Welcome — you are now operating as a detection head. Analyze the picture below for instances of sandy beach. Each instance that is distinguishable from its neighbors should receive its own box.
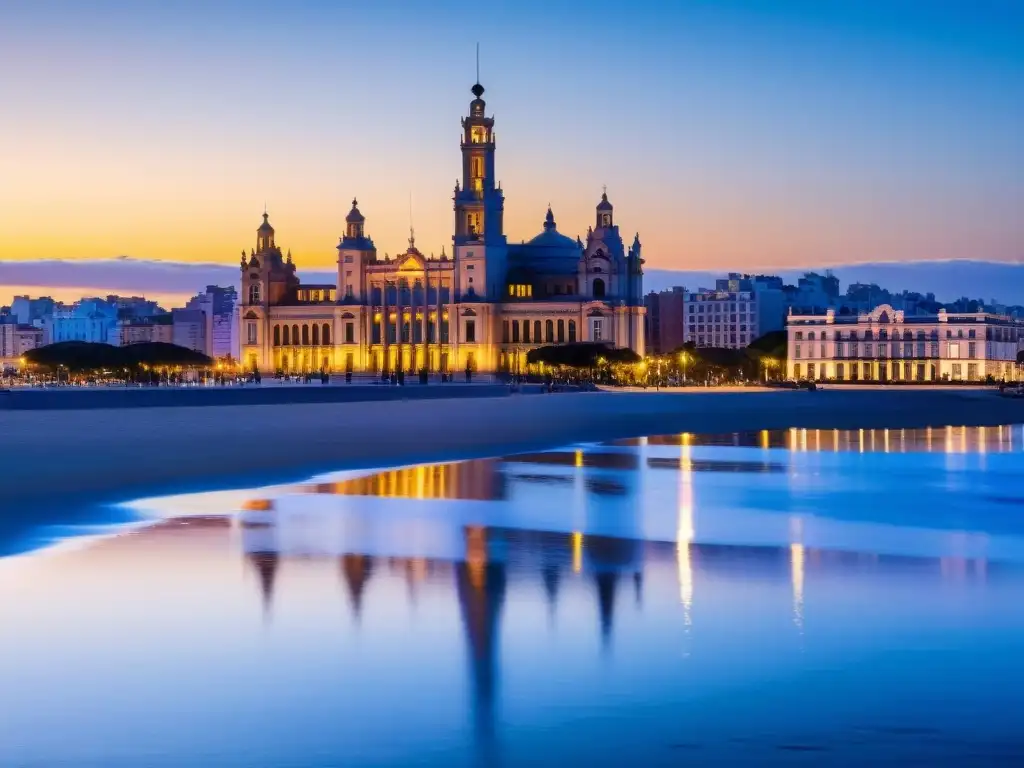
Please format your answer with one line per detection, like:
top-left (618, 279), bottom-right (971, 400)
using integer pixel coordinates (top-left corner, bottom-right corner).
top-left (3, 386), bottom-right (1022, 507)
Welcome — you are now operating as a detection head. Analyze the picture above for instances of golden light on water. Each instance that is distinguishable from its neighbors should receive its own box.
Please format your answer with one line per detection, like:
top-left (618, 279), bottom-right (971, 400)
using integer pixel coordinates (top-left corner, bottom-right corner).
top-left (571, 531), bottom-right (583, 574)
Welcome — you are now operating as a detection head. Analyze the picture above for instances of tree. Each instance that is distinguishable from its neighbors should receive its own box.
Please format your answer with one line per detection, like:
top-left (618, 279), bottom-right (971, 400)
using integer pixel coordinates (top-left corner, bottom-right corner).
top-left (526, 343), bottom-right (640, 368)
top-left (24, 341), bottom-right (212, 372)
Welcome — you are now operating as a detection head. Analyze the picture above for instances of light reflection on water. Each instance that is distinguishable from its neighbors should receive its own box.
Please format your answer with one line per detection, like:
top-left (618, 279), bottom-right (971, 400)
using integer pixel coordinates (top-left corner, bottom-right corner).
top-left (2, 426), bottom-right (1024, 766)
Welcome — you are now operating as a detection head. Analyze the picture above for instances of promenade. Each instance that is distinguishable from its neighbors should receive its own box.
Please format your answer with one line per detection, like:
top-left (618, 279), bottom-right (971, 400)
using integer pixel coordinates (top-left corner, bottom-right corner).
top-left (4, 386), bottom-right (1022, 507)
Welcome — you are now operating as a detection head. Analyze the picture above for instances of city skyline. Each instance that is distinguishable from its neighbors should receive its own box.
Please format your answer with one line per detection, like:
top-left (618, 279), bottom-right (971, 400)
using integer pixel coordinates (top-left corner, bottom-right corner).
top-left (2, 0), bottom-right (1022, 306)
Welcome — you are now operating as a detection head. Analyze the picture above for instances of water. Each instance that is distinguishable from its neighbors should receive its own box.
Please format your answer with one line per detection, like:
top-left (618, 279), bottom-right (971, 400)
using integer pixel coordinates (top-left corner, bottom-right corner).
top-left (3, 426), bottom-right (1024, 766)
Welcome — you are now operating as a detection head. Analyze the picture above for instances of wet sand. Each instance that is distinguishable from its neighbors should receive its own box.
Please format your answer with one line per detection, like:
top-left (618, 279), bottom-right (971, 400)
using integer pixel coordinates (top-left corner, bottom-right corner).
top-left (5, 387), bottom-right (1022, 506)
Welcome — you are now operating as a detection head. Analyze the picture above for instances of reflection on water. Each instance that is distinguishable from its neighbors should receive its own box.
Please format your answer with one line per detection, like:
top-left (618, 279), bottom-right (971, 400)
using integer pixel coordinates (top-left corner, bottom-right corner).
top-left (3, 425), bottom-right (1024, 766)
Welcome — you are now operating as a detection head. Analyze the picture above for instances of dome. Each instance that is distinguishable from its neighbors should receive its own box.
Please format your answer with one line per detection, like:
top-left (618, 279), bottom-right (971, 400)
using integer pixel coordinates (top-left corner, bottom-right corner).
top-left (524, 207), bottom-right (578, 251)
top-left (346, 198), bottom-right (365, 223)
top-left (257, 212), bottom-right (275, 233)
top-left (596, 191), bottom-right (613, 211)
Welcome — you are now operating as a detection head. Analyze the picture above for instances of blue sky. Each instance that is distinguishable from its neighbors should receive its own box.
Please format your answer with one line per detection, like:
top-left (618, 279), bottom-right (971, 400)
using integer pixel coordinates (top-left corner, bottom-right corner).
top-left (0, 0), bottom-right (1021, 302)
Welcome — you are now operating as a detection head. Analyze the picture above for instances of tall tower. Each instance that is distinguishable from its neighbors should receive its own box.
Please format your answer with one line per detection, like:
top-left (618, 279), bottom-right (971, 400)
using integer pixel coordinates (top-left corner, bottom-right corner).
top-left (453, 74), bottom-right (507, 301)
top-left (336, 198), bottom-right (375, 303)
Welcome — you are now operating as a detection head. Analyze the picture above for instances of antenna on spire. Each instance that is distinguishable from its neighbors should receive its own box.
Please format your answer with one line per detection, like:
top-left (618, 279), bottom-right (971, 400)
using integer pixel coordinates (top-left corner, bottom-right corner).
top-left (476, 43), bottom-right (480, 83)
top-left (408, 191), bottom-right (415, 248)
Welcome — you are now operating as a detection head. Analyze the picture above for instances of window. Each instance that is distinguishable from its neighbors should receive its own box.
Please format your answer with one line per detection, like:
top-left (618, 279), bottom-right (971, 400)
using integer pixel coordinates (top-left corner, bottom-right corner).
top-left (292, 324), bottom-right (300, 346)
top-left (300, 325), bottom-right (309, 345)
top-left (312, 324), bottom-right (320, 345)
top-left (794, 344), bottom-right (802, 359)
top-left (283, 325), bottom-right (290, 345)
top-left (273, 326), bottom-right (281, 346)
top-left (344, 255), bottom-right (353, 263)
top-left (794, 363), bottom-right (802, 379)
top-left (593, 278), bottom-right (606, 298)
top-left (512, 322), bottom-right (520, 343)
top-left (968, 363), bottom-right (978, 380)
top-left (465, 320), bottom-right (476, 343)
top-left (557, 319), bottom-right (565, 343)
top-left (865, 343), bottom-right (873, 356)
top-left (568, 320), bottom-right (577, 343)
top-left (820, 343), bottom-right (826, 358)
top-left (795, 331), bottom-right (803, 341)
top-left (546, 319), bottom-right (554, 343)
top-left (522, 320), bottom-right (530, 343)
top-left (949, 342), bottom-right (960, 359)
top-left (592, 318), bottom-right (603, 342)
top-left (247, 322), bottom-right (257, 344)
top-left (248, 283), bottom-right (261, 304)
top-left (968, 342), bottom-right (976, 359)
top-left (502, 320), bottom-right (510, 343)
top-left (509, 284), bottom-right (532, 298)
top-left (471, 126), bottom-right (487, 143)
top-left (808, 363), bottom-right (816, 379)
top-left (534, 320), bottom-right (542, 342)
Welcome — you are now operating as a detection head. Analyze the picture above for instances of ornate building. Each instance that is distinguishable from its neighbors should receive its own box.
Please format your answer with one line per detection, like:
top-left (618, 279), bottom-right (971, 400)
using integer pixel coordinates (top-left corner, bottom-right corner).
top-left (238, 79), bottom-right (645, 374)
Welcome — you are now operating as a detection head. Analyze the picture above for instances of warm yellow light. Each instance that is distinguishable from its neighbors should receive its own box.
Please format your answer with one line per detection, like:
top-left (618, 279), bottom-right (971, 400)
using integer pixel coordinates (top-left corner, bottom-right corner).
top-left (574, 450), bottom-right (584, 468)
top-left (571, 531), bottom-right (583, 573)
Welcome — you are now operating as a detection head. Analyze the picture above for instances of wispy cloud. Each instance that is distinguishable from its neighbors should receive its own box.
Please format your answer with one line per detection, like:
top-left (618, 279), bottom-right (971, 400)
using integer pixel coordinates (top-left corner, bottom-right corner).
top-left (1, 257), bottom-right (1022, 307)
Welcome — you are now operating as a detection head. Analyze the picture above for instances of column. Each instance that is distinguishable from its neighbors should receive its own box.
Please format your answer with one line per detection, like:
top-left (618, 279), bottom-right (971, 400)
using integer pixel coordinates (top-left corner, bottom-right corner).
top-left (382, 279), bottom-right (389, 373)
top-left (437, 273), bottom-right (443, 373)
top-left (422, 272), bottom-right (430, 372)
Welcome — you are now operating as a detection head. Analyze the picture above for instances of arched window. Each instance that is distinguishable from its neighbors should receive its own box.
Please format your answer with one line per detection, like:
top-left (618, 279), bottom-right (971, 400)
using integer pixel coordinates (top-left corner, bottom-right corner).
top-left (534, 320), bottom-right (542, 342)
top-left (546, 319), bottom-right (554, 343)
top-left (502, 320), bottom-right (509, 343)
top-left (248, 283), bottom-right (261, 304)
top-left (292, 324), bottom-right (299, 346)
top-left (273, 325), bottom-right (281, 346)
top-left (301, 325), bottom-right (310, 346)
top-left (312, 324), bottom-right (320, 345)
top-left (512, 322), bottom-right (520, 343)
top-left (593, 278), bottom-right (606, 298)
top-left (557, 319), bottom-right (565, 343)
top-left (568, 320), bottom-right (577, 342)
top-left (322, 324), bottom-right (331, 345)
top-left (283, 325), bottom-right (290, 345)
top-left (808, 331), bottom-right (816, 341)
top-left (522, 320), bottom-right (530, 343)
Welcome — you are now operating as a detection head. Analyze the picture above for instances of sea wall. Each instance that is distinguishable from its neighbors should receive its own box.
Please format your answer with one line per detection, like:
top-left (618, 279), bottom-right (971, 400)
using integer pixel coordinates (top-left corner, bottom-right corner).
top-left (3, 387), bottom-right (1022, 507)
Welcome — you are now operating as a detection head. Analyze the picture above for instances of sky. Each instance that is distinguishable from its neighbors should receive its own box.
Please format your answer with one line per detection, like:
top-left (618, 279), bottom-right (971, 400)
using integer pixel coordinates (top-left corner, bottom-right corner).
top-left (1, 0), bottom-right (1023, 305)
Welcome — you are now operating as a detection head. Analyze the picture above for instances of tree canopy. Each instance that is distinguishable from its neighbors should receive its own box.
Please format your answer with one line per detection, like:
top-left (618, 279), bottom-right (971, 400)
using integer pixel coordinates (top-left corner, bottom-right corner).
top-left (526, 343), bottom-right (641, 368)
top-left (24, 342), bottom-right (213, 371)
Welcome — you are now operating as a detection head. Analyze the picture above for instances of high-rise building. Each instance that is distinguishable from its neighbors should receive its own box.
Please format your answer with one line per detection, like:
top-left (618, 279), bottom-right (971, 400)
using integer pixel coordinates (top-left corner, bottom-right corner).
top-left (683, 288), bottom-right (761, 349)
top-left (644, 287), bottom-right (686, 355)
top-left (171, 309), bottom-right (208, 355)
top-left (185, 285), bottom-right (237, 359)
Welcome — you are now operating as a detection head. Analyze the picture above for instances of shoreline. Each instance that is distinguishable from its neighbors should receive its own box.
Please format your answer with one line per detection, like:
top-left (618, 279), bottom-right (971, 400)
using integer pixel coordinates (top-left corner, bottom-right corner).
top-left (6, 388), bottom-right (1023, 508)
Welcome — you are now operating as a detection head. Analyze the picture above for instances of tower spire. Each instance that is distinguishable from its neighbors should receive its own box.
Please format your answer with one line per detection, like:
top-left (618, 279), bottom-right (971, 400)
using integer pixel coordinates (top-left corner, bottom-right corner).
top-left (408, 191), bottom-right (415, 249)
top-left (476, 42), bottom-right (480, 84)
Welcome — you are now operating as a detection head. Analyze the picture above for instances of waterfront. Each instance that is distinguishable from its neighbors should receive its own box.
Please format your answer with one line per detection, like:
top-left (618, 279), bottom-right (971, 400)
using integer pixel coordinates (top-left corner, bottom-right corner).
top-left (3, 426), bottom-right (1024, 766)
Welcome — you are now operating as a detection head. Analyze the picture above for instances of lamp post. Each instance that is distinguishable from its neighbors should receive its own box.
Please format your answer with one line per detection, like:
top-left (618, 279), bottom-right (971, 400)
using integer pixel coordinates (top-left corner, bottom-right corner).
top-left (679, 351), bottom-right (689, 385)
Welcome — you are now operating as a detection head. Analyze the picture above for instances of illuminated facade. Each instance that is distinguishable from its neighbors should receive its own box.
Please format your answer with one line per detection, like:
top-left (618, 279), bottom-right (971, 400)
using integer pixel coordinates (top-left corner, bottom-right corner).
top-left (787, 304), bottom-right (1024, 382)
top-left (238, 79), bottom-right (645, 374)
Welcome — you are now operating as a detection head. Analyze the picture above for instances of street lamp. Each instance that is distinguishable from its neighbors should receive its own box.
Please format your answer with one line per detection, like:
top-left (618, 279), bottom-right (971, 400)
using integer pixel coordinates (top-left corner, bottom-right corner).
top-left (679, 351), bottom-right (690, 385)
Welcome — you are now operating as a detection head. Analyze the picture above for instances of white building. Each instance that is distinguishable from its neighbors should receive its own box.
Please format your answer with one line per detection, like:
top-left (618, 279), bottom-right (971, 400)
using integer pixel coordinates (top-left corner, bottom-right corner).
top-left (45, 298), bottom-right (118, 345)
top-left (787, 304), bottom-right (1024, 383)
top-left (683, 289), bottom-right (761, 349)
